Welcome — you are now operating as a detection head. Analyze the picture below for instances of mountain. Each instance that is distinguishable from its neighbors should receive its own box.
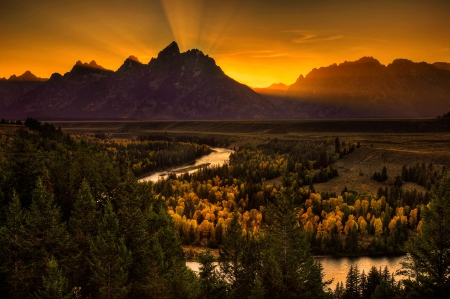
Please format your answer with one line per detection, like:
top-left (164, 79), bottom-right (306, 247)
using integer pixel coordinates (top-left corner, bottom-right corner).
top-left (433, 62), bottom-right (450, 72)
top-left (252, 83), bottom-right (290, 105)
top-left (0, 71), bottom-right (47, 110)
top-left (3, 49), bottom-right (450, 119)
top-left (8, 70), bottom-right (47, 82)
top-left (284, 57), bottom-right (450, 118)
top-left (5, 42), bottom-right (280, 120)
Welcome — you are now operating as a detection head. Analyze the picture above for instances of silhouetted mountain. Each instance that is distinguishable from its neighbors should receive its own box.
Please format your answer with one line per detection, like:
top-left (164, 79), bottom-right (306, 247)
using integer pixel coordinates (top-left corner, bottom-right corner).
top-left (0, 71), bottom-right (47, 109)
top-left (252, 83), bottom-right (290, 105)
top-left (284, 57), bottom-right (450, 117)
top-left (8, 70), bottom-right (47, 82)
top-left (5, 42), bottom-right (279, 119)
top-left (433, 62), bottom-right (450, 72)
top-left (3, 50), bottom-right (450, 119)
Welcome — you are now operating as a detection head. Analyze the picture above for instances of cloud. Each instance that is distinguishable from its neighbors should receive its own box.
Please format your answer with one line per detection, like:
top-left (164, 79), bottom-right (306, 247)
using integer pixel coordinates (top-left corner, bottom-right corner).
top-left (292, 34), bottom-right (344, 43)
top-left (249, 50), bottom-right (288, 58)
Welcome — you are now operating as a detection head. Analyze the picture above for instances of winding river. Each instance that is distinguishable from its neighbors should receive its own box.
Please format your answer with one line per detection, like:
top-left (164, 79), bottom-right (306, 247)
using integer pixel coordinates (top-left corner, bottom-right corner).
top-left (187, 255), bottom-right (406, 289)
top-left (139, 147), bottom-right (234, 183)
top-left (139, 147), bottom-right (406, 288)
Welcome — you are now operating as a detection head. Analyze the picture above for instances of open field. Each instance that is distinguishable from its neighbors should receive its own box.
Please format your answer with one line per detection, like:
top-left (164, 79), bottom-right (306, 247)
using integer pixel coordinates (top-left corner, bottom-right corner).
top-left (50, 119), bottom-right (450, 195)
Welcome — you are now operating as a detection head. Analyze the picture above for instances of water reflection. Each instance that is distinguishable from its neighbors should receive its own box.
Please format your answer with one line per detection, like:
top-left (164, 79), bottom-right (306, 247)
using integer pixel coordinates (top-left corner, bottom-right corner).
top-left (187, 255), bottom-right (406, 289)
top-left (139, 147), bottom-right (234, 183)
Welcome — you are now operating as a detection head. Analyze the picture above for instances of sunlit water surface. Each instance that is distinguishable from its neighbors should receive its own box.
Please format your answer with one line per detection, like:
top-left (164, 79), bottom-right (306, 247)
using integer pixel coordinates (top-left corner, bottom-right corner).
top-left (187, 255), bottom-right (406, 289)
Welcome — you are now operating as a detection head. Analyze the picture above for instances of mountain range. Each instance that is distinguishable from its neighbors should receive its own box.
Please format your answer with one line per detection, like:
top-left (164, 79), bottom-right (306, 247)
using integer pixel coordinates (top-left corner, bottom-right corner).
top-left (1, 42), bottom-right (450, 119)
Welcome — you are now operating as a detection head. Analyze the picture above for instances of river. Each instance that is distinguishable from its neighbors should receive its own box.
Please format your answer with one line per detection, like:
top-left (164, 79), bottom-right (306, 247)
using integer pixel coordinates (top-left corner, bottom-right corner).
top-left (139, 147), bottom-right (234, 183)
top-left (186, 255), bottom-right (406, 289)
top-left (139, 147), bottom-right (406, 288)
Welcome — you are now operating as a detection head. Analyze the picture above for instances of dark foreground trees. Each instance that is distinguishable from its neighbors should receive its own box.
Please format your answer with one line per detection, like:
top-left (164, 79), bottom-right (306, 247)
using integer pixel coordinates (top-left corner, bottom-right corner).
top-left (262, 189), bottom-right (330, 299)
top-left (400, 174), bottom-right (450, 298)
top-left (200, 189), bottom-right (331, 299)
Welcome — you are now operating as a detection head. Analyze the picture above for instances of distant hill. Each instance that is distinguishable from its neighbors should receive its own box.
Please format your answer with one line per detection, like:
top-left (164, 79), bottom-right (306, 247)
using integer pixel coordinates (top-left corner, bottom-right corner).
top-left (281, 57), bottom-right (450, 118)
top-left (4, 42), bottom-right (280, 120)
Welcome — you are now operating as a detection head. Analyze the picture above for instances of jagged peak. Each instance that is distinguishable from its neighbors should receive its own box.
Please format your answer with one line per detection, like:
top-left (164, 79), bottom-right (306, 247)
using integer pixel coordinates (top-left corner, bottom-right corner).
top-left (338, 56), bottom-right (382, 67)
top-left (117, 56), bottom-right (144, 73)
top-left (7, 70), bottom-right (46, 81)
top-left (128, 55), bottom-right (141, 63)
top-left (157, 41), bottom-right (180, 60)
top-left (74, 60), bottom-right (109, 71)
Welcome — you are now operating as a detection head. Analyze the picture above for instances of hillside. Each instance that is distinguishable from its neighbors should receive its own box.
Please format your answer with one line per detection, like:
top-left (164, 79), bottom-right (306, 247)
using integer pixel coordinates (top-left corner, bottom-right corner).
top-left (282, 57), bottom-right (450, 118)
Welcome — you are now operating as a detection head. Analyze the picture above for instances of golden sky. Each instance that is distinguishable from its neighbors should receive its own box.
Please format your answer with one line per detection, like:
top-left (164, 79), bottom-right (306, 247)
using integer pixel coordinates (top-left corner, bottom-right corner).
top-left (1, 0), bottom-right (449, 87)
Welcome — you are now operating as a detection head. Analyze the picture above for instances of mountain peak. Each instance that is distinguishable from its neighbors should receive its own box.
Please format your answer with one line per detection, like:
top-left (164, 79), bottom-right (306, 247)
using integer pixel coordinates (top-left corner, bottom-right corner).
top-left (157, 41), bottom-right (180, 60)
top-left (266, 83), bottom-right (289, 91)
top-left (7, 70), bottom-right (46, 81)
top-left (74, 60), bottom-right (108, 71)
top-left (128, 55), bottom-right (140, 63)
top-left (117, 55), bottom-right (144, 73)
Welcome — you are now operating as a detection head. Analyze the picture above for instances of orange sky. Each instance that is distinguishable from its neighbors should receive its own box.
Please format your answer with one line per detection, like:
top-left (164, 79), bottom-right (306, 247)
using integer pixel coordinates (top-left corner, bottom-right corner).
top-left (1, 0), bottom-right (449, 87)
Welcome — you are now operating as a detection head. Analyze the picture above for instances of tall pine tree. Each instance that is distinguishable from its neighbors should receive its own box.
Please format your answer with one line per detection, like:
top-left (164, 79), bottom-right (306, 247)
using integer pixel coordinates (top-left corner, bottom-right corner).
top-left (262, 189), bottom-right (330, 299)
top-left (401, 174), bottom-right (450, 298)
top-left (90, 199), bottom-right (131, 299)
top-left (67, 179), bottom-right (98, 297)
top-left (25, 178), bottom-right (69, 295)
top-left (0, 192), bottom-right (31, 298)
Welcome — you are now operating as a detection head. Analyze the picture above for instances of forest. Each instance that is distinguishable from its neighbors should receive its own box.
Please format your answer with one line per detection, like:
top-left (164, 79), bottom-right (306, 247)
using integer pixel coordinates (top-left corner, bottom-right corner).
top-left (0, 119), bottom-right (448, 299)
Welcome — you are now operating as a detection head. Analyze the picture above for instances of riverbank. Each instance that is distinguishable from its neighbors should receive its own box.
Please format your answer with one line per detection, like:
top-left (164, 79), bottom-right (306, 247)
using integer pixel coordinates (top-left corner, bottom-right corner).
top-left (139, 147), bottom-right (234, 183)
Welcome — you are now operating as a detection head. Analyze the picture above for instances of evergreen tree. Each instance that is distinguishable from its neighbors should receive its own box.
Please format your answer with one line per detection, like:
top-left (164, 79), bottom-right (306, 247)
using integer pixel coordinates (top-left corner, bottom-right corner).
top-left (6, 128), bottom-right (45, 206)
top-left (345, 224), bottom-right (358, 254)
top-left (116, 172), bottom-right (155, 298)
top-left (142, 197), bottom-right (199, 299)
top-left (198, 249), bottom-right (228, 299)
top-left (262, 189), bottom-right (330, 299)
top-left (67, 180), bottom-right (98, 297)
top-left (400, 174), bottom-right (450, 298)
top-left (90, 200), bottom-right (131, 299)
top-left (334, 282), bottom-right (345, 299)
top-left (35, 257), bottom-right (72, 299)
top-left (26, 179), bottom-right (69, 295)
top-left (365, 266), bottom-right (381, 298)
top-left (0, 192), bottom-right (31, 298)
top-left (218, 212), bottom-right (245, 298)
top-left (343, 264), bottom-right (360, 299)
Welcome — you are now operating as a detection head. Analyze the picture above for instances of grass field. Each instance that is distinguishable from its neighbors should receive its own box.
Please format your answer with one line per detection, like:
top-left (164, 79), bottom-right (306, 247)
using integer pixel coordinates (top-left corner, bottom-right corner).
top-left (49, 119), bottom-right (450, 195)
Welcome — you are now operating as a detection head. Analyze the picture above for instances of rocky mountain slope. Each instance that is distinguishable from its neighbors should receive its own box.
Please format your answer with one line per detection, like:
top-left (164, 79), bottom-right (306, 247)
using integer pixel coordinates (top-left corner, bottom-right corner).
top-left (0, 71), bottom-right (47, 110)
top-left (2, 48), bottom-right (450, 119)
top-left (4, 42), bottom-right (280, 120)
top-left (282, 57), bottom-right (450, 118)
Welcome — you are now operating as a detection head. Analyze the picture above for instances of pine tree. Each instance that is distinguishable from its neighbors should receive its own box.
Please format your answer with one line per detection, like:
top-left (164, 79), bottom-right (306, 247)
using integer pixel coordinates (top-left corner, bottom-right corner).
top-left (400, 174), bottom-right (450, 298)
top-left (365, 266), bottom-right (381, 298)
top-left (343, 264), bottom-right (360, 299)
top-left (0, 192), bottom-right (31, 298)
top-left (334, 282), bottom-right (345, 299)
top-left (90, 199), bottom-right (131, 299)
top-left (26, 178), bottom-right (69, 295)
top-left (262, 189), bottom-right (330, 299)
top-left (116, 172), bottom-right (155, 298)
top-left (218, 212), bottom-right (244, 297)
top-left (67, 180), bottom-right (98, 297)
top-left (198, 249), bottom-right (228, 299)
top-left (141, 196), bottom-right (199, 299)
top-left (35, 257), bottom-right (72, 299)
